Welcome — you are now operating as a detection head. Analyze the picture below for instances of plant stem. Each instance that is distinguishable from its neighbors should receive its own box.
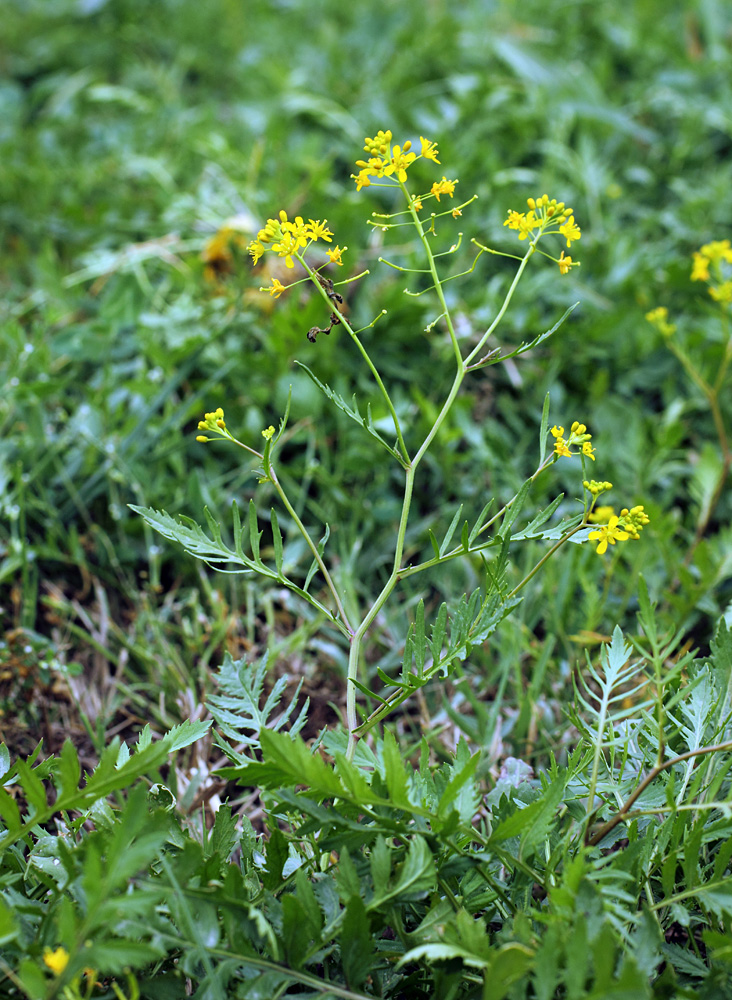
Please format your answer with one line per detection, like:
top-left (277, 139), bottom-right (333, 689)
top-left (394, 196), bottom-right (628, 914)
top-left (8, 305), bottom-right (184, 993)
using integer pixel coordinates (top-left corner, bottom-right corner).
top-left (299, 254), bottom-right (410, 465)
top-left (268, 467), bottom-right (353, 634)
top-left (587, 738), bottom-right (732, 846)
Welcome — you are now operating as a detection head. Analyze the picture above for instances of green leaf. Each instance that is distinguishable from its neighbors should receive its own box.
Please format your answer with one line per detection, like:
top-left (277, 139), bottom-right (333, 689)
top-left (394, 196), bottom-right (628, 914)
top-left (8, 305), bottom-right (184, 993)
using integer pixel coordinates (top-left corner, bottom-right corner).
top-left (270, 508), bottom-right (283, 573)
top-left (440, 504), bottom-right (464, 556)
top-left (339, 894), bottom-right (373, 990)
top-left (499, 480), bottom-right (531, 539)
top-left (58, 740), bottom-right (81, 796)
top-left (130, 504), bottom-right (265, 575)
top-left (490, 772), bottom-right (568, 856)
top-left (414, 600), bottom-right (426, 675)
top-left (371, 835), bottom-right (436, 908)
top-left (295, 361), bottom-right (402, 462)
top-left (539, 392), bottom-right (551, 466)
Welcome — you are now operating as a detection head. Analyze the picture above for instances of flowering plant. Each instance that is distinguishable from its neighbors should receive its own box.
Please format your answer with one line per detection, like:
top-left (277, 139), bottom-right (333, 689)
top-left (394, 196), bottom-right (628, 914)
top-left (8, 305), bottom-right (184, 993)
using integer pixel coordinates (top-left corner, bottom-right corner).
top-left (135, 132), bottom-right (649, 757)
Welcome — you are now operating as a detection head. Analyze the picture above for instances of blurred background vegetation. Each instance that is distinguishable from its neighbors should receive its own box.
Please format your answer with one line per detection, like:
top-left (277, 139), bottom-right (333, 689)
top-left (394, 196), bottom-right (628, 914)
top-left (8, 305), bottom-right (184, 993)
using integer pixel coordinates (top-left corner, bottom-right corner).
top-left (1, 0), bottom-right (731, 764)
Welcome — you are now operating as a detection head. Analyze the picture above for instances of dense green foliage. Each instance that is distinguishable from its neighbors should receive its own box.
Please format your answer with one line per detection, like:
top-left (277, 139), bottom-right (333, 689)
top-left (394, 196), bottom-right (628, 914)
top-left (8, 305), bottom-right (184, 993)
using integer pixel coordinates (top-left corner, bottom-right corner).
top-left (2, 0), bottom-right (732, 997)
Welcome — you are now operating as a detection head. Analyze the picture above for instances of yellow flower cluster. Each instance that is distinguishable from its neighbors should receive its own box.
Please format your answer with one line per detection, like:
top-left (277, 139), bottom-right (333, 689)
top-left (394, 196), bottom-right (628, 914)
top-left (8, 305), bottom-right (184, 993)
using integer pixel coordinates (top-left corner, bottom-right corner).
top-left (691, 239), bottom-right (732, 305)
top-left (551, 421), bottom-right (595, 461)
top-left (583, 479), bottom-right (613, 496)
top-left (588, 505), bottom-right (649, 555)
top-left (248, 211), bottom-right (334, 270)
top-left (645, 306), bottom-right (676, 337)
top-left (352, 131), bottom-right (446, 192)
top-left (504, 194), bottom-right (581, 274)
top-left (196, 406), bottom-right (228, 442)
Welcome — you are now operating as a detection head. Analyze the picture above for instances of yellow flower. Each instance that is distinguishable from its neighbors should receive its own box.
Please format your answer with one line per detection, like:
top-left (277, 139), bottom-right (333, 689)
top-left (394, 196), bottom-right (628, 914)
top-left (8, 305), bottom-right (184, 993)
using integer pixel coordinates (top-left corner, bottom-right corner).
top-left (588, 505), bottom-right (615, 523)
top-left (43, 947), bottom-right (70, 976)
top-left (304, 219), bottom-right (334, 243)
top-left (420, 136), bottom-right (440, 162)
top-left (691, 251), bottom-right (710, 282)
top-left (431, 177), bottom-right (457, 201)
top-left (699, 239), bottom-right (732, 265)
top-left (551, 421), bottom-right (595, 460)
top-left (390, 144), bottom-right (417, 182)
top-left (645, 306), bottom-right (676, 337)
top-left (412, 198), bottom-right (423, 211)
top-left (559, 215), bottom-right (581, 247)
top-left (248, 240), bottom-right (265, 265)
top-left (451, 208), bottom-right (462, 218)
top-left (551, 425), bottom-right (571, 458)
top-left (353, 168), bottom-right (372, 191)
top-left (197, 407), bottom-right (228, 440)
top-left (326, 245), bottom-right (346, 265)
top-left (262, 425), bottom-right (275, 440)
top-left (272, 233), bottom-right (300, 268)
top-left (709, 281), bottom-right (732, 304)
top-left (558, 251), bottom-right (579, 275)
top-left (268, 278), bottom-right (285, 298)
top-left (589, 516), bottom-right (629, 555)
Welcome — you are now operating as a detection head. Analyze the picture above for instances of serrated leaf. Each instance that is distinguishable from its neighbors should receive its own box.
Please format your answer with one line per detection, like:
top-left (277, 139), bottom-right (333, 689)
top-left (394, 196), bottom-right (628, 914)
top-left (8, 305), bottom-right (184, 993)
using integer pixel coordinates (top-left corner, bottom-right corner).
top-left (295, 362), bottom-right (402, 462)
top-left (340, 894), bottom-right (373, 989)
top-left (58, 740), bottom-right (80, 797)
top-left (130, 504), bottom-right (259, 573)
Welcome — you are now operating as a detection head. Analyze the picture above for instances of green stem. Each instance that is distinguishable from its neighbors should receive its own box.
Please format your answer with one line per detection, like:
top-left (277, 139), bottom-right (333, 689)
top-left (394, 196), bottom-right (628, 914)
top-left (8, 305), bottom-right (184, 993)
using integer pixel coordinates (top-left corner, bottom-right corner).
top-left (465, 242), bottom-right (537, 366)
top-left (343, 216), bottom-right (541, 754)
top-left (268, 465), bottom-right (353, 635)
top-left (299, 254), bottom-right (410, 465)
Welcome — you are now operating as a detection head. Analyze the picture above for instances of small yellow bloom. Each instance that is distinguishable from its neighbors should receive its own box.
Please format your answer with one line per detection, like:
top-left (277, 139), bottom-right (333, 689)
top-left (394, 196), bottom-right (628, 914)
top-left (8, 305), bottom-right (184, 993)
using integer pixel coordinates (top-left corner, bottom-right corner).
top-left (431, 176), bottom-right (457, 201)
top-left (412, 198), bottom-right (423, 211)
top-left (552, 421), bottom-right (595, 460)
top-left (589, 516), bottom-right (629, 555)
top-left (43, 947), bottom-right (70, 976)
top-left (390, 145), bottom-right (417, 182)
top-left (691, 251), bottom-right (710, 282)
top-left (645, 306), bottom-right (676, 337)
top-left (709, 281), bottom-right (732, 304)
top-left (588, 505), bottom-right (615, 523)
top-left (353, 168), bottom-right (372, 191)
top-left (558, 251), bottom-right (579, 275)
top-left (699, 239), bottom-right (732, 265)
top-left (326, 245), bottom-right (346, 266)
top-left (559, 215), bottom-right (581, 247)
top-left (262, 425), bottom-right (275, 440)
top-left (248, 240), bottom-right (265, 265)
top-left (304, 219), bottom-right (334, 243)
top-left (268, 278), bottom-right (285, 298)
top-left (420, 136), bottom-right (440, 163)
top-left (451, 208), bottom-right (462, 218)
